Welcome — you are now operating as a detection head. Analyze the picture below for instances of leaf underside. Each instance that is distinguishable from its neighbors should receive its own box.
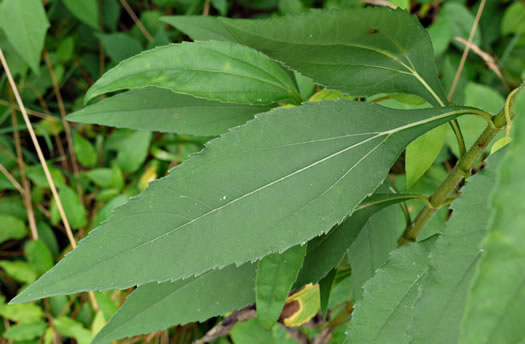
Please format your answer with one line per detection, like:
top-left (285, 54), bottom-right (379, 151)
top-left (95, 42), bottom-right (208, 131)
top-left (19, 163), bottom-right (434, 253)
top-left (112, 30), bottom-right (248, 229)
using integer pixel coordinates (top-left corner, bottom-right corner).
top-left (12, 101), bottom-right (464, 304)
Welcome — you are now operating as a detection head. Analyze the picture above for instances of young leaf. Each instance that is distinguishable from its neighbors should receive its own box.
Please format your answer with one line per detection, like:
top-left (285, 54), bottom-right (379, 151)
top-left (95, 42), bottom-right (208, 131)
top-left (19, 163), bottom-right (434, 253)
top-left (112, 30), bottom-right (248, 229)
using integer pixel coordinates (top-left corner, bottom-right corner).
top-left (164, 8), bottom-right (447, 106)
top-left (0, 215), bottom-right (27, 244)
top-left (68, 88), bottom-right (272, 136)
top-left (84, 41), bottom-right (302, 105)
top-left (93, 263), bottom-right (256, 344)
top-left (459, 92), bottom-right (525, 344)
top-left (405, 124), bottom-right (447, 189)
top-left (12, 101), bottom-right (466, 303)
top-left (408, 152), bottom-right (503, 344)
top-left (256, 244), bottom-right (306, 329)
top-left (0, 0), bottom-right (49, 72)
top-left (345, 238), bottom-right (436, 344)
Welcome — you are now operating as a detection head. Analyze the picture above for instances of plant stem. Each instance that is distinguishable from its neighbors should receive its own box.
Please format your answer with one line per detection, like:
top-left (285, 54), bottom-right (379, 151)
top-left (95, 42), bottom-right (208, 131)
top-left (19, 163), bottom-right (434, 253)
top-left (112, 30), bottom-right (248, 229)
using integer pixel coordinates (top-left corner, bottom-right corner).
top-left (399, 91), bottom-right (519, 245)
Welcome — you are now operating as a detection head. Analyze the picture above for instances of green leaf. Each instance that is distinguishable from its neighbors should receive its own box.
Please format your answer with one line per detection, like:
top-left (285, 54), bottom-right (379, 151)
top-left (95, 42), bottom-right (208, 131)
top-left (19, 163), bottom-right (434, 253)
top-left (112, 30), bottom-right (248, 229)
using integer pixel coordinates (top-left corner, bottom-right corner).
top-left (2, 321), bottom-right (47, 341)
top-left (24, 239), bottom-right (54, 276)
top-left (105, 129), bottom-right (152, 173)
top-left (345, 238), bottom-right (436, 344)
top-left (73, 133), bottom-right (98, 168)
top-left (459, 90), bottom-right (525, 344)
top-left (442, 3), bottom-right (482, 49)
top-left (95, 33), bottom-right (143, 63)
top-left (93, 263), bottom-right (256, 343)
top-left (63, 0), bottom-right (99, 29)
top-left (408, 152), bottom-right (503, 344)
top-left (319, 268), bottom-right (336, 319)
top-left (68, 88), bottom-right (272, 136)
top-left (26, 164), bottom-right (66, 189)
top-left (0, 303), bottom-right (43, 323)
top-left (501, 1), bottom-right (525, 35)
top-left (347, 199), bottom-right (405, 300)
top-left (85, 41), bottom-right (302, 105)
top-left (54, 316), bottom-right (93, 344)
top-left (256, 245), bottom-right (306, 329)
top-left (92, 195), bottom-right (128, 229)
top-left (0, 261), bottom-right (37, 284)
top-left (406, 124), bottom-right (447, 189)
top-left (50, 186), bottom-right (87, 230)
top-left (165, 8), bottom-right (447, 106)
top-left (12, 101), bottom-right (465, 303)
top-left (0, 215), bottom-right (27, 244)
top-left (0, 0), bottom-right (49, 72)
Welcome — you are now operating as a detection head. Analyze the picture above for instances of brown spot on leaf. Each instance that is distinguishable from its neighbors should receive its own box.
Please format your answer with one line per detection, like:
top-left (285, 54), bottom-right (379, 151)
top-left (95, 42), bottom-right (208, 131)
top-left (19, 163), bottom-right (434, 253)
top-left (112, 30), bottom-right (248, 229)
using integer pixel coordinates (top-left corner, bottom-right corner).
top-left (368, 29), bottom-right (379, 34)
top-left (279, 300), bottom-right (301, 321)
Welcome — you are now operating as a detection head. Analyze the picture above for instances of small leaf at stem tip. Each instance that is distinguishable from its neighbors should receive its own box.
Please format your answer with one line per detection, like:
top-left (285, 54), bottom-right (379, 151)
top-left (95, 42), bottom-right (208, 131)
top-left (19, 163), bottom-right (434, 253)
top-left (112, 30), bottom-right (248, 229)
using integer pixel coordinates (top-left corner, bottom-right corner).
top-left (490, 136), bottom-right (512, 155)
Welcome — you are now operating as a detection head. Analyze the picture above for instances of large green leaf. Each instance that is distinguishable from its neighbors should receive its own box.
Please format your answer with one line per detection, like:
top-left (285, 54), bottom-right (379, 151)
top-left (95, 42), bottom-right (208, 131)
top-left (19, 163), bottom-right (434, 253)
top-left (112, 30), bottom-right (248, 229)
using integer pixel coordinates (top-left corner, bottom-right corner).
top-left (408, 152), bottom-right (502, 344)
top-left (0, 0), bottom-right (49, 72)
top-left (459, 92), bottom-right (525, 344)
top-left (93, 263), bottom-right (256, 344)
top-left (163, 8), bottom-right (447, 107)
top-left (12, 101), bottom-right (466, 303)
top-left (85, 41), bottom-right (302, 105)
top-left (345, 238), bottom-right (436, 344)
top-left (68, 88), bottom-right (272, 136)
top-left (256, 245), bottom-right (306, 329)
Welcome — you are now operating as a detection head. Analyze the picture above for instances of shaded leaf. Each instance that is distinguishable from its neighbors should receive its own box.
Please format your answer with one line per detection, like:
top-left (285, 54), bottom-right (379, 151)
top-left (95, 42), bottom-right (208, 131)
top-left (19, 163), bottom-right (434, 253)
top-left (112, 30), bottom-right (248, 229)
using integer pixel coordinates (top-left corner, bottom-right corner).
top-left (63, 0), bottom-right (99, 29)
top-left (93, 263), bottom-right (256, 343)
top-left (85, 41), bottom-right (302, 105)
top-left (347, 199), bottom-right (405, 300)
top-left (0, 303), bottom-right (43, 323)
top-left (345, 238), bottom-right (436, 344)
top-left (96, 33), bottom-right (143, 63)
top-left (295, 192), bottom-right (410, 287)
top-left (12, 101), bottom-right (466, 303)
top-left (69, 88), bottom-right (272, 136)
top-left (319, 268), bottom-right (336, 319)
top-left (256, 245), bottom-right (306, 329)
top-left (54, 316), bottom-right (93, 344)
